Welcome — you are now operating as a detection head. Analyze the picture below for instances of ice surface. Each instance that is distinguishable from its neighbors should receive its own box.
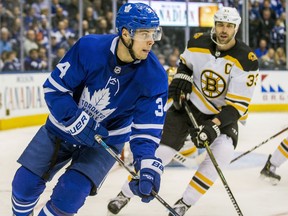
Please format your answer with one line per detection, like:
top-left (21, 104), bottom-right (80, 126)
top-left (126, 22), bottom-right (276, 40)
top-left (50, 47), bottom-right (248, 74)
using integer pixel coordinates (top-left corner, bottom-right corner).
top-left (1, 112), bottom-right (288, 216)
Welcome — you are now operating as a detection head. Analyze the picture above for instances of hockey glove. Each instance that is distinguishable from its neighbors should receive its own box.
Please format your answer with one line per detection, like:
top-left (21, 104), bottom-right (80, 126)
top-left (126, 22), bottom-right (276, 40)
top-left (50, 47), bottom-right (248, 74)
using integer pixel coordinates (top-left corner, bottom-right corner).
top-left (193, 120), bottom-right (221, 148)
top-left (129, 156), bottom-right (164, 203)
top-left (64, 109), bottom-right (108, 147)
top-left (169, 71), bottom-right (193, 110)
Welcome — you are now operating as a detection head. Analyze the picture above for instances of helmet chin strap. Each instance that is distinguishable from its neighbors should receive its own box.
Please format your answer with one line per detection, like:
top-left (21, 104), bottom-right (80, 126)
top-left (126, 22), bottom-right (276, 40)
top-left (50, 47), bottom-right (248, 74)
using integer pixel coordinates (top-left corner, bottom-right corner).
top-left (120, 37), bottom-right (138, 61)
top-left (210, 27), bottom-right (237, 48)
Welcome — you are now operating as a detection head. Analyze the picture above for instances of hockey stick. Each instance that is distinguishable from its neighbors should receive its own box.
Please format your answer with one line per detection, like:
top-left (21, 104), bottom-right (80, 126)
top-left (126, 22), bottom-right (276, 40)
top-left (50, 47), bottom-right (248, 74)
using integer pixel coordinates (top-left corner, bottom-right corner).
top-left (231, 126), bottom-right (288, 163)
top-left (182, 100), bottom-right (243, 216)
top-left (94, 135), bottom-right (180, 216)
top-left (173, 151), bottom-right (206, 169)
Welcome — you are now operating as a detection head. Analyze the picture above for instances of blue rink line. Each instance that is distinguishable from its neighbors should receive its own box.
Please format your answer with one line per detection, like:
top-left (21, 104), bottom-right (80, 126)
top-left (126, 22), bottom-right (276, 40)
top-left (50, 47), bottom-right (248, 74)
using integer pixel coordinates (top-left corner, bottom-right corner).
top-left (167, 151), bottom-right (268, 170)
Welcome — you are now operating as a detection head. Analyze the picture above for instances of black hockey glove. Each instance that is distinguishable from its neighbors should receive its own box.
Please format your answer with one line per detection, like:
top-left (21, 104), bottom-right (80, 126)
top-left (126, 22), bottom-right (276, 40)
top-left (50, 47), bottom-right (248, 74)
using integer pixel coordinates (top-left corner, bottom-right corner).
top-left (191, 120), bottom-right (221, 148)
top-left (169, 71), bottom-right (193, 110)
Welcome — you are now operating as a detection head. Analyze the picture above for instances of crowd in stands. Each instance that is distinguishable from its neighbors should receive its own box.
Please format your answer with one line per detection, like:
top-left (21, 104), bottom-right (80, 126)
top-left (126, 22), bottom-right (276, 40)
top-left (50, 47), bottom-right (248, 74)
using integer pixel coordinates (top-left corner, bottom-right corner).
top-left (249, 0), bottom-right (287, 70)
top-left (0, 0), bottom-right (287, 72)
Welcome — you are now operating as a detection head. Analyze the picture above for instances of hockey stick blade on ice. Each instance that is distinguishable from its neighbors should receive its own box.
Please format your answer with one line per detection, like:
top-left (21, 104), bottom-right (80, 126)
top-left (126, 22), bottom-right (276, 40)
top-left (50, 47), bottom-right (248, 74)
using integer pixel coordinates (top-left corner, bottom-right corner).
top-left (231, 126), bottom-right (288, 163)
top-left (94, 135), bottom-right (180, 216)
top-left (182, 100), bottom-right (243, 216)
top-left (173, 151), bottom-right (206, 169)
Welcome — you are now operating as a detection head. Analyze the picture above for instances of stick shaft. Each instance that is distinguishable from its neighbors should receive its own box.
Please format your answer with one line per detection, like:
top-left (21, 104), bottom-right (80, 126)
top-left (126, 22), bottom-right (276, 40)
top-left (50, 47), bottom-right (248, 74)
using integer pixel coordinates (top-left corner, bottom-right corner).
top-left (94, 136), bottom-right (180, 216)
top-left (231, 126), bottom-right (288, 163)
top-left (183, 100), bottom-right (243, 216)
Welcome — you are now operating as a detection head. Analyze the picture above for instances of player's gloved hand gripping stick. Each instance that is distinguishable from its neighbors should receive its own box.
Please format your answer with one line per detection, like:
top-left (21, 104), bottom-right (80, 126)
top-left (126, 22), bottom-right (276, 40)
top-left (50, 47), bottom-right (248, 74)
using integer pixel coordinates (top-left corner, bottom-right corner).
top-left (182, 100), bottom-right (243, 216)
top-left (94, 135), bottom-right (180, 216)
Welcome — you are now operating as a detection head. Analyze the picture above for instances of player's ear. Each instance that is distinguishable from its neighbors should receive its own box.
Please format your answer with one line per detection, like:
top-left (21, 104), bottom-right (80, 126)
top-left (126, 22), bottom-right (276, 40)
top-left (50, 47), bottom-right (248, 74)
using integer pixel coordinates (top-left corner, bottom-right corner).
top-left (121, 28), bottom-right (130, 39)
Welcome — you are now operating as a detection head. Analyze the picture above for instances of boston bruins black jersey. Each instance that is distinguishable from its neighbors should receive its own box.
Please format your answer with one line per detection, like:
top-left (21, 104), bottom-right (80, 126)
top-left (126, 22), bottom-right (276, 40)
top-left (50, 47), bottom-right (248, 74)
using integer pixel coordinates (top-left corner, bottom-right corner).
top-left (181, 32), bottom-right (259, 124)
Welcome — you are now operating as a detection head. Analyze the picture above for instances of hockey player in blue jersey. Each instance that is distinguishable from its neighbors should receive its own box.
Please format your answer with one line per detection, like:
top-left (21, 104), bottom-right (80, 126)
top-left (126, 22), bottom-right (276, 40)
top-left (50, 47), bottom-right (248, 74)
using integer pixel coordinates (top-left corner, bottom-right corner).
top-left (11, 3), bottom-right (167, 216)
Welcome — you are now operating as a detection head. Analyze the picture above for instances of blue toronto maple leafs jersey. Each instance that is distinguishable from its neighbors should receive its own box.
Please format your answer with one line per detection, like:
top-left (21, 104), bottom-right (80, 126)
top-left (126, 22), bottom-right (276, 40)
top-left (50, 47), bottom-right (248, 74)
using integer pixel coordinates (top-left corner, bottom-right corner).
top-left (43, 34), bottom-right (168, 159)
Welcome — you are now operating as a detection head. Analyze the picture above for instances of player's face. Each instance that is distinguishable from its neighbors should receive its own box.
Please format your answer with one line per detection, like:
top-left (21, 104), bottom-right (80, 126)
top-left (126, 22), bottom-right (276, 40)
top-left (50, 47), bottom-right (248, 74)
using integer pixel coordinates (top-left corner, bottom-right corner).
top-left (214, 22), bottom-right (236, 45)
top-left (131, 29), bottom-right (156, 60)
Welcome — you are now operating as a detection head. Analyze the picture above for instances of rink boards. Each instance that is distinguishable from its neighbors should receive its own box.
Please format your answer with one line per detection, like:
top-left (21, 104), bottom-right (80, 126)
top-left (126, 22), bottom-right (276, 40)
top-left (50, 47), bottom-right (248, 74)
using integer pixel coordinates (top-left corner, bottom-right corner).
top-left (0, 71), bottom-right (287, 130)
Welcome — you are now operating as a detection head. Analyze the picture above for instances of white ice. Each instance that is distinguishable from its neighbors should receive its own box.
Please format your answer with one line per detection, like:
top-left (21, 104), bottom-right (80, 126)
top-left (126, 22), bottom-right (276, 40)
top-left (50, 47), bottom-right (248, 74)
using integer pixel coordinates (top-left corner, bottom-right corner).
top-left (1, 112), bottom-right (288, 216)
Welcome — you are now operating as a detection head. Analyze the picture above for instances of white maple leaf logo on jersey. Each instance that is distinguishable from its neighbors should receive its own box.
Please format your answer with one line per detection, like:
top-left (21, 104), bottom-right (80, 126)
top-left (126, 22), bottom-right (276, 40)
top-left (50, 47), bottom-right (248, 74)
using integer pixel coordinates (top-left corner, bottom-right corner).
top-left (124, 4), bottom-right (132, 13)
top-left (79, 87), bottom-right (116, 122)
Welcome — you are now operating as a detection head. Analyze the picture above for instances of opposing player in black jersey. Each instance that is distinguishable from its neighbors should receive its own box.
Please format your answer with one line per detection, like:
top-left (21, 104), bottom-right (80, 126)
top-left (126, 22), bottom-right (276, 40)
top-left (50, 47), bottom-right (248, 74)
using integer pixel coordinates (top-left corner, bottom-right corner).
top-left (108, 7), bottom-right (259, 216)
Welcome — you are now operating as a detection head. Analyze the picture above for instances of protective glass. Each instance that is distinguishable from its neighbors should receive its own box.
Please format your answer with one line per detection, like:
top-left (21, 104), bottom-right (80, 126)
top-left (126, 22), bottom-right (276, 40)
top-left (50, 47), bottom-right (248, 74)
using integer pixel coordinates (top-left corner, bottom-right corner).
top-left (131, 27), bottom-right (162, 41)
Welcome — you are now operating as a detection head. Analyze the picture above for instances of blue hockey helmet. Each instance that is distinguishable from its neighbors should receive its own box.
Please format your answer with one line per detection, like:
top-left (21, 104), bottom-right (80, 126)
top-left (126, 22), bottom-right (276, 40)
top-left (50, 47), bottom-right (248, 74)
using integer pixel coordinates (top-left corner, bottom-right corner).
top-left (116, 3), bottom-right (161, 41)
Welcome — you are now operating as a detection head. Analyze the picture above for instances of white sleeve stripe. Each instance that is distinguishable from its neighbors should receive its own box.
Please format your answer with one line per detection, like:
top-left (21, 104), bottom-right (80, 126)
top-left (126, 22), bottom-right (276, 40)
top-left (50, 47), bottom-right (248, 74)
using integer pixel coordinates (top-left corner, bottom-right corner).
top-left (132, 123), bottom-right (163, 129)
top-left (130, 134), bottom-right (160, 144)
top-left (109, 125), bottom-right (132, 136)
top-left (43, 205), bottom-right (55, 216)
top-left (43, 87), bottom-right (56, 93)
top-left (141, 159), bottom-right (163, 175)
top-left (48, 76), bottom-right (71, 93)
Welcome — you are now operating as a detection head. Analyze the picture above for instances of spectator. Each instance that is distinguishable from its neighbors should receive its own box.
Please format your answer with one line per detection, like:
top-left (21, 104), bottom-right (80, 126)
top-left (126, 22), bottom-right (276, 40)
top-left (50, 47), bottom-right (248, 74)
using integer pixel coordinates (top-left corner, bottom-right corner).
top-left (38, 16), bottom-right (50, 49)
top-left (105, 11), bottom-right (114, 33)
top-left (96, 16), bottom-right (110, 34)
top-left (10, 18), bottom-right (22, 51)
top-left (254, 38), bottom-right (268, 58)
top-left (50, 35), bottom-right (60, 55)
top-left (0, 3), bottom-right (15, 28)
top-left (259, 8), bottom-right (275, 44)
top-left (270, 18), bottom-right (286, 50)
top-left (52, 20), bottom-right (74, 45)
top-left (167, 54), bottom-right (179, 67)
top-left (65, 0), bottom-right (79, 31)
top-left (274, 47), bottom-right (286, 70)
top-left (38, 46), bottom-right (48, 69)
top-left (24, 48), bottom-right (47, 71)
top-left (2, 50), bottom-right (20, 71)
top-left (249, 1), bottom-right (261, 49)
top-left (23, 6), bottom-right (40, 30)
top-left (60, 34), bottom-right (77, 51)
top-left (52, 47), bottom-right (66, 68)
top-left (0, 50), bottom-right (8, 71)
top-left (259, 47), bottom-right (276, 69)
top-left (260, 0), bottom-right (277, 21)
top-left (31, 0), bottom-right (49, 17)
top-left (157, 53), bottom-right (169, 70)
top-left (92, 0), bottom-right (104, 19)
top-left (84, 6), bottom-right (97, 34)
top-left (51, 6), bottom-right (66, 29)
top-left (82, 20), bottom-right (91, 36)
top-left (0, 27), bottom-right (12, 55)
top-left (23, 30), bottom-right (39, 56)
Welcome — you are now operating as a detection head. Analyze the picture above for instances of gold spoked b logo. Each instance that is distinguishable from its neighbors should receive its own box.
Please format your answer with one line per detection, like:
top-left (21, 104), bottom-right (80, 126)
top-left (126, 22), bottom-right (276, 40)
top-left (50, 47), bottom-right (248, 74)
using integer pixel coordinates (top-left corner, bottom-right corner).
top-left (201, 70), bottom-right (226, 98)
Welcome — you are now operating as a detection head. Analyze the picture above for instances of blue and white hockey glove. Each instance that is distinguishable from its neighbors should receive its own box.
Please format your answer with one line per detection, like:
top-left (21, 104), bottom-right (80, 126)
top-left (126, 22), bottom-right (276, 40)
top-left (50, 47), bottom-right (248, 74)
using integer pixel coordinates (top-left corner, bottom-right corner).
top-left (129, 156), bottom-right (163, 203)
top-left (64, 109), bottom-right (108, 147)
top-left (192, 120), bottom-right (221, 148)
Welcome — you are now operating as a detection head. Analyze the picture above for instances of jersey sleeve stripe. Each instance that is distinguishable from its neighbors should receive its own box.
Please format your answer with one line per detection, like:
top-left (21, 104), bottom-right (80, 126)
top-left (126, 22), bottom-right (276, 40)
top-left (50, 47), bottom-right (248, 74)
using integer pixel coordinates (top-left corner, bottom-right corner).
top-left (187, 47), bottom-right (211, 55)
top-left (225, 100), bottom-right (247, 113)
top-left (108, 125), bottom-right (132, 136)
top-left (48, 76), bottom-right (71, 93)
top-left (223, 55), bottom-right (243, 70)
top-left (132, 123), bottom-right (163, 129)
top-left (226, 92), bottom-right (251, 104)
top-left (130, 134), bottom-right (160, 144)
top-left (43, 87), bottom-right (56, 94)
